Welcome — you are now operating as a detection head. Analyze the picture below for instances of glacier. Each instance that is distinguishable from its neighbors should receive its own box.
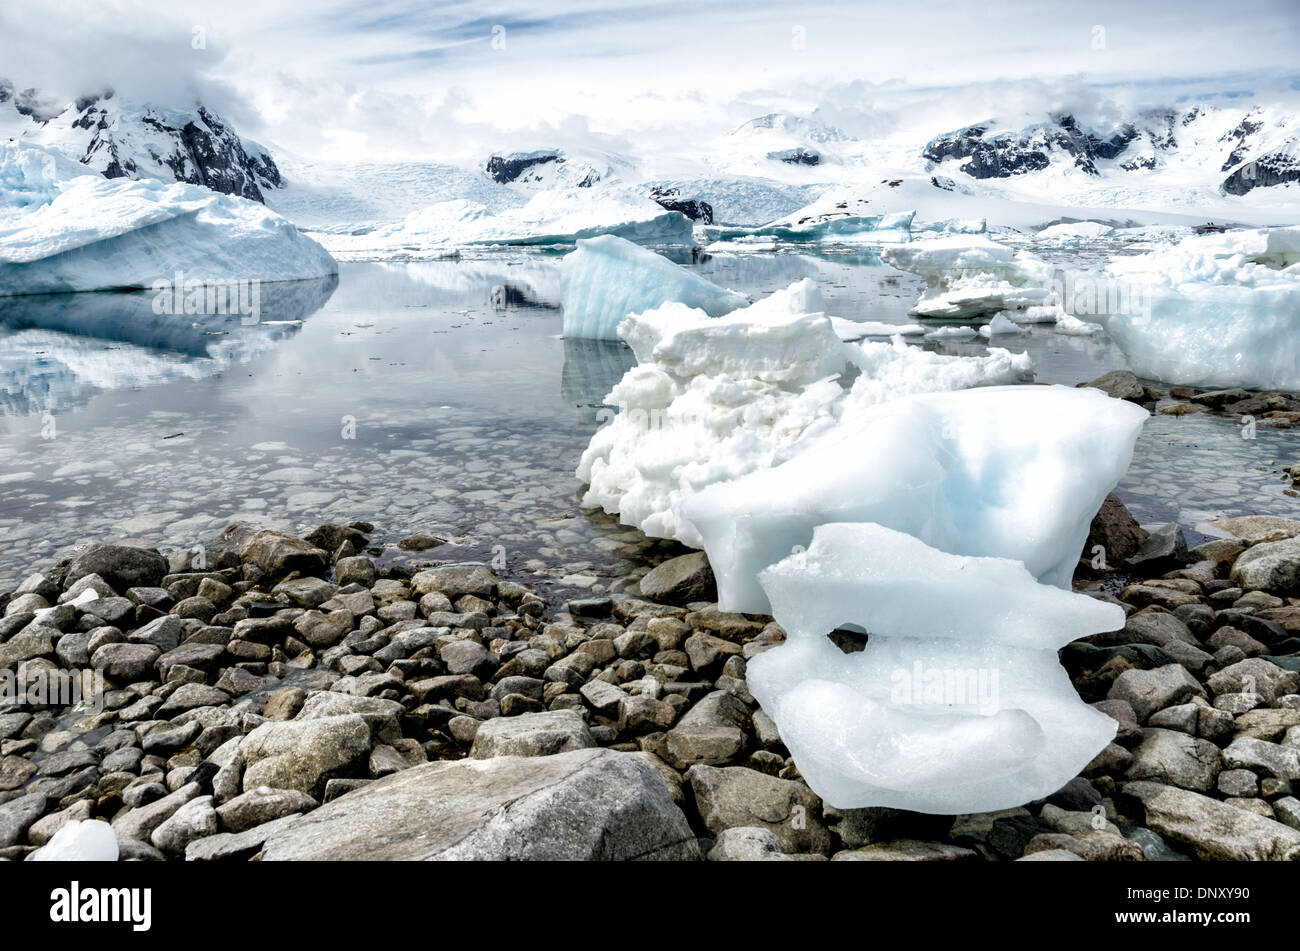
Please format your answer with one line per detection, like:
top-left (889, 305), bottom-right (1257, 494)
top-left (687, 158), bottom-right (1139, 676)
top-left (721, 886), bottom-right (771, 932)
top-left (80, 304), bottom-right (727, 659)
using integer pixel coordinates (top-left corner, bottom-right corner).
top-left (577, 280), bottom-right (1035, 547)
top-left (0, 144), bottom-right (337, 296)
top-left (748, 522), bottom-right (1125, 812)
top-left (680, 384), bottom-right (1148, 614)
top-left (1093, 225), bottom-right (1300, 391)
top-left (560, 235), bottom-right (747, 340)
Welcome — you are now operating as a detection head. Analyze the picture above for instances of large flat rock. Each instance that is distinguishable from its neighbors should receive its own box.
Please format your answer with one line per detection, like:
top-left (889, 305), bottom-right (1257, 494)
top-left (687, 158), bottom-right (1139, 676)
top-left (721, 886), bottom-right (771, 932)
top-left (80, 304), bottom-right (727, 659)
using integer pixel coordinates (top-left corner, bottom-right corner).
top-left (259, 748), bottom-right (700, 861)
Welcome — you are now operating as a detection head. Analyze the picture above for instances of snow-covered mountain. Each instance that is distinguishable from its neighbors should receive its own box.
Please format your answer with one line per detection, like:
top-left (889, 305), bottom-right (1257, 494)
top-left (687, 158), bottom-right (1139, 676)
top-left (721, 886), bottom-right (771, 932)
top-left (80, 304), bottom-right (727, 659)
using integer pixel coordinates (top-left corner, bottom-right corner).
top-left (0, 80), bottom-right (282, 202)
top-left (922, 105), bottom-right (1298, 196)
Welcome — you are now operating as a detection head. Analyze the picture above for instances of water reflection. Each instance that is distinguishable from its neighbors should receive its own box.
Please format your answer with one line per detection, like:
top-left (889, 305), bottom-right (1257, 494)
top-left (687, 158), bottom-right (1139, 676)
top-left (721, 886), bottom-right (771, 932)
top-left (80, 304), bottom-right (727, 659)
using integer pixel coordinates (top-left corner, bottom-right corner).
top-left (561, 337), bottom-right (636, 424)
top-left (0, 276), bottom-right (338, 416)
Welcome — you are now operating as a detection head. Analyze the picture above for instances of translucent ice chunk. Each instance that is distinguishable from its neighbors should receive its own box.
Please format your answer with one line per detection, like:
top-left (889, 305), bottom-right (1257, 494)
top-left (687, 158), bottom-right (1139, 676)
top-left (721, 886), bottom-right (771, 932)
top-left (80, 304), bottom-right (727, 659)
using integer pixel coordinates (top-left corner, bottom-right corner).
top-left (748, 522), bottom-right (1122, 812)
top-left (28, 819), bottom-right (120, 861)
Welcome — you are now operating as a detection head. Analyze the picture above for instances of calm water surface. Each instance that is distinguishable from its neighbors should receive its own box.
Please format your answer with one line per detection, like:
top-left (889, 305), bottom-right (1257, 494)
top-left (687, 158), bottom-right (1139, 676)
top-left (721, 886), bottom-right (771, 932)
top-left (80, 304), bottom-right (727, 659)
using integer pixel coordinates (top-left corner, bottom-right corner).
top-left (1, 246), bottom-right (1296, 593)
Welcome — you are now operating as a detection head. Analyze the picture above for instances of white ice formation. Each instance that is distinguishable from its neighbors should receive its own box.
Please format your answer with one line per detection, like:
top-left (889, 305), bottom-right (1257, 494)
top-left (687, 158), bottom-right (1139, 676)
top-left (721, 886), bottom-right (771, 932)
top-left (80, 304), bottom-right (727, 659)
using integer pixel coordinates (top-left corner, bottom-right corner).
top-left (577, 277), bottom-right (1034, 546)
top-left (560, 235), bottom-right (747, 340)
top-left (1093, 225), bottom-right (1300, 390)
top-left (0, 143), bottom-right (337, 296)
top-left (748, 522), bottom-right (1127, 812)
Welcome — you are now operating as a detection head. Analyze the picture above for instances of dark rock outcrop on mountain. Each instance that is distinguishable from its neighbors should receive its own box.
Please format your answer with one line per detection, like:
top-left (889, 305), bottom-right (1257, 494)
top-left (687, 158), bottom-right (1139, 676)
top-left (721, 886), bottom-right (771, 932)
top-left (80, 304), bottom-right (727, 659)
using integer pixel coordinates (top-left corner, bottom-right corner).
top-left (1222, 143), bottom-right (1300, 195)
top-left (766, 147), bottom-right (821, 166)
top-left (923, 113), bottom-right (1150, 178)
top-left (485, 150), bottom-right (563, 184)
top-left (80, 99), bottom-right (279, 201)
top-left (1220, 112), bottom-right (1264, 172)
top-left (649, 186), bottom-right (713, 224)
top-left (2, 81), bottom-right (283, 203)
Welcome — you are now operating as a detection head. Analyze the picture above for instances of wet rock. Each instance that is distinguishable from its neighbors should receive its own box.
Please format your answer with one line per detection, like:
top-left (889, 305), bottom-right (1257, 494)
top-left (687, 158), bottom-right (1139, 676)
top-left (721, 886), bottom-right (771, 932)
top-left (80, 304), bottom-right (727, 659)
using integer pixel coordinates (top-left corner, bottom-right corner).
top-left (65, 545), bottom-right (167, 593)
top-left (0, 792), bottom-right (46, 847)
top-left (237, 531), bottom-right (328, 580)
top-left (259, 748), bottom-right (700, 860)
top-left (1084, 493), bottom-right (1148, 566)
top-left (1125, 523), bottom-right (1189, 572)
top-left (410, 564), bottom-right (496, 600)
top-left (638, 553), bottom-right (717, 606)
top-left (398, 532), bottom-right (447, 551)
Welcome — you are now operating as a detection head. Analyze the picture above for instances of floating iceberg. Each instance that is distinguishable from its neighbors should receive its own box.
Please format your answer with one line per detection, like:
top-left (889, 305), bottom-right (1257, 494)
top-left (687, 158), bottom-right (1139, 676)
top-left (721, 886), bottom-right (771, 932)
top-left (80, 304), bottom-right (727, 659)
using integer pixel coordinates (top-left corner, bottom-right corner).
top-left (0, 144), bottom-right (337, 296)
top-left (749, 522), bottom-right (1124, 812)
top-left (560, 235), bottom-right (746, 340)
top-left (577, 281), bottom-right (1036, 546)
top-left (28, 819), bottom-right (119, 861)
top-left (681, 385), bottom-right (1147, 614)
top-left (1094, 226), bottom-right (1300, 390)
top-left (882, 235), bottom-right (1053, 319)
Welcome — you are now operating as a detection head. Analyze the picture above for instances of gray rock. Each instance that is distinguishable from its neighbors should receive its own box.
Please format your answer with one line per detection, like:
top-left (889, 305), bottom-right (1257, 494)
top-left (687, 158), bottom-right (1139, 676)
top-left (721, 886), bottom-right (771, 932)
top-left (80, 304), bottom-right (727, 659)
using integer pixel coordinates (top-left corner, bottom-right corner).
top-left (1274, 796), bottom-right (1300, 832)
top-left (239, 714), bottom-right (372, 798)
top-left (91, 642), bottom-right (161, 681)
top-left (272, 577), bottom-right (337, 609)
top-left (1207, 658), bottom-right (1300, 704)
top-left (469, 710), bottom-right (594, 758)
top-left (1124, 729), bottom-right (1222, 792)
top-left (657, 724), bottom-right (746, 769)
top-left (579, 679), bottom-right (627, 714)
top-left (65, 545), bottom-right (167, 593)
top-left (151, 795), bottom-right (218, 853)
top-left (1126, 523), bottom-right (1189, 571)
top-left (156, 684), bottom-right (231, 718)
top-left (0, 626), bottom-right (54, 668)
top-left (238, 531), bottom-right (328, 579)
top-left (410, 564), bottom-right (496, 600)
top-left (687, 764), bottom-right (829, 854)
top-left (184, 812), bottom-right (304, 861)
top-left (637, 553), bottom-right (717, 606)
top-left (1222, 736), bottom-right (1300, 781)
top-left (1122, 780), bottom-right (1300, 860)
top-left (0, 792), bottom-right (46, 847)
top-left (833, 839), bottom-right (979, 861)
top-left (216, 786), bottom-right (319, 833)
top-left (1107, 664), bottom-right (1206, 722)
top-left (707, 826), bottom-right (791, 861)
top-left (1084, 370), bottom-right (1146, 402)
top-left (1017, 848), bottom-right (1085, 861)
top-left (1230, 535), bottom-right (1300, 594)
top-left (1125, 825), bottom-right (1192, 861)
top-left (1085, 493), bottom-right (1148, 565)
top-left (113, 783), bottom-right (203, 844)
top-left (260, 748), bottom-right (699, 860)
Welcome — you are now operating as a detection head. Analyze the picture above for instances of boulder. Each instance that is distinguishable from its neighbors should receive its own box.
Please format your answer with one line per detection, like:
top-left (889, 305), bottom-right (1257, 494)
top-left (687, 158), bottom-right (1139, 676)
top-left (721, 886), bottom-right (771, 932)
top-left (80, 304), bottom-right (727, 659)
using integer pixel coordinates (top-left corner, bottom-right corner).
top-left (469, 710), bottom-right (594, 758)
top-left (239, 714), bottom-right (372, 798)
top-left (1122, 780), bottom-right (1300, 860)
top-left (259, 749), bottom-right (699, 860)
top-left (637, 553), bottom-right (717, 605)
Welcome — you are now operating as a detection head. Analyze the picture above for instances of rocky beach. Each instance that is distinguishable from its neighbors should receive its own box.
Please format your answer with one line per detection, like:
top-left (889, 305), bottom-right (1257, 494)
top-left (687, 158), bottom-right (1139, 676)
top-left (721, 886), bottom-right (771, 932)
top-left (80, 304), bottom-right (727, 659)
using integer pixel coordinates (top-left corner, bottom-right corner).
top-left (4, 366), bottom-right (1300, 863)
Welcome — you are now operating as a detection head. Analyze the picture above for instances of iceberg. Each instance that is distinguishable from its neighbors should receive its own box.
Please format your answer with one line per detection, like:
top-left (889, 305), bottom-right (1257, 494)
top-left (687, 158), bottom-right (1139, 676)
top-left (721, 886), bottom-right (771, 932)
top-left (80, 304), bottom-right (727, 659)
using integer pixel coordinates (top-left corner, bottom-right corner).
top-left (749, 522), bottom-right (1123, 812)
top-left (882, 235), bottom-right (1053, 319)
top-left (577, 281), bottom-right (1036, 546)
top-left (560, 235), bottom-right (747, 340)
top-left (0, 144), bottom-right (337, 296)
top-left (703, 211), bottom-right (914, 246)
top-left (1094, 226), bottom-right (1300, 390)
top-left (680, 384), bottom-right (1147, 614)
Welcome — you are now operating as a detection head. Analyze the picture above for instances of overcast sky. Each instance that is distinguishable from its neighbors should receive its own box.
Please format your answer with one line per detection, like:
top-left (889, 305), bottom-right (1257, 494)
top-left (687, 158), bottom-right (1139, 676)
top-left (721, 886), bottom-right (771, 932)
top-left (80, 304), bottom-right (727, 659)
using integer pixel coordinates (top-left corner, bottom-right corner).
top-left (2, 0), bottom-right (1298, 161)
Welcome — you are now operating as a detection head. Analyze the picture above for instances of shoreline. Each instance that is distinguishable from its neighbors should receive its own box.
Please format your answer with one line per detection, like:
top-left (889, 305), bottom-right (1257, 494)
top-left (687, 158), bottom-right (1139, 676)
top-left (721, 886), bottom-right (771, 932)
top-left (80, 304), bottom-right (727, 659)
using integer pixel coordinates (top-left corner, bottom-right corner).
top-left (3, 490), bottom-right (1300, 861)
